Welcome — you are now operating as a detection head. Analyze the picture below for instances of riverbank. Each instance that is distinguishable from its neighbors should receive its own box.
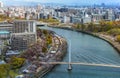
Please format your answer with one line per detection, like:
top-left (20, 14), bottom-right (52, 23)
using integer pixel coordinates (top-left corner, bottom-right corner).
top-left (48, 26), bottom-right (120, 54)
top-left (19, 28), bottom-right (68, 78)
top-left (35, 31), bottom-right (68, 78)
top-left (93, 34), bottom-right (120, 54)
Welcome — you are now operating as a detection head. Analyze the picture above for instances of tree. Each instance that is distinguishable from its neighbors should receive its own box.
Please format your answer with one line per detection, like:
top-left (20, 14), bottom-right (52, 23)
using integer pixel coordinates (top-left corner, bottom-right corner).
top-left (42, 47), bottom-right (47, 53)
top-left (81, 24), bottom-right (85, 31)
top-left (1, 46), bottom-right (8, 61)
top-left (116, 35), bottom-right (120, 43)
top-left (87, 22), bottom-right (95, 32)
top-left (10, 57), bottom-right (25, 69)
top-left (99, 20), bottom-right (106, 31)
top-left (76, 23), bottom-right (81, 29)
top-left (107, 28), bottom-right (120, 36)
top-left (46, 35), bottom-right (52, 46)
top-left (42, 30), bottom-right (48, 35)
top-left (0, 64), bottom-right (10, 78)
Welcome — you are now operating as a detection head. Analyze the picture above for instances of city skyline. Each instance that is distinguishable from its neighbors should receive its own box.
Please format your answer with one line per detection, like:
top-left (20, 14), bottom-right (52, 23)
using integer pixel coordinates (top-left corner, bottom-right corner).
top-left (1, 0), bottom-right (120, 6)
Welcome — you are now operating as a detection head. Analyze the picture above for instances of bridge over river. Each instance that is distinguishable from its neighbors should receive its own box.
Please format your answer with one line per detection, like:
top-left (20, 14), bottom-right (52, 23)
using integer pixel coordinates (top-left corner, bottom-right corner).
top-left (40, 26), bottom-right (120, 78)
top-left (40, 62), bottom-right (120, 68)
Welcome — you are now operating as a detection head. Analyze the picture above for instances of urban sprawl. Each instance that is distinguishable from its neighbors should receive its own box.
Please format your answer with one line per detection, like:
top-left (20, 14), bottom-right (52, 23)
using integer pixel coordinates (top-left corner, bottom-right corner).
top-left (0, 1), bottom-right (120, 78)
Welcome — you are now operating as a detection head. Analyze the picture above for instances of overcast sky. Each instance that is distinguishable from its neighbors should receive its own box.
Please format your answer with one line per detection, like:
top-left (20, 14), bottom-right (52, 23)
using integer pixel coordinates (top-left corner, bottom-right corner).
top-left (1, 0), bottom-right (120, 5)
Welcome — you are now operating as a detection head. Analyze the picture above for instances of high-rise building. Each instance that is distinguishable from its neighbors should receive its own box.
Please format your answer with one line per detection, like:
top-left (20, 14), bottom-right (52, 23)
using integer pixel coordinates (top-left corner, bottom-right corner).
top-left (37, 4), bottom-right (42, 12)
top-left (11, 20), bottom-right (37, 51)
top-left (11, 33), bottom-right (36, 50)
top-left (0, 1), bottom-right (3, 8)
top-left (13, 20), bottom-right (36, 33)
top-left (39, 13), bottom-right (44, 19)
top-left (92, 14), bottom-right (103, 22)
top-left (104, 10), bottom-right (115, 21)
top-left (63, 16), bottom-right (70, 23)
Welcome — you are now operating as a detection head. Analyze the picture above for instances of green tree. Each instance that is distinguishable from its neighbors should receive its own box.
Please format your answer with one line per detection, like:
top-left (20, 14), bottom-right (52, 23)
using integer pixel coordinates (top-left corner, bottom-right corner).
top-left (0, 64), bottom-right (10, 78)
top-left (107, 28), bottom-right (120, 36)
top-left (87, 22), bottom-right (95, 32)
top-left (42, 30), bottom-right (48, 35)
top-left (99, 20), bottom-right (106, 31)
top-left (76, 23), bottom-right (81, 29)
top-left (1, 46), bottom-right (8, 60)
top-left (81, 24), bottom-right (85, 31)
top-left (42, 47), bottom-right (47, 53)
top-left (116, 35), bottom-right (120, 43)
top-left (10, 57), bottom-right (25, 69)
top-left (46, 35), bottom-right (52, 46)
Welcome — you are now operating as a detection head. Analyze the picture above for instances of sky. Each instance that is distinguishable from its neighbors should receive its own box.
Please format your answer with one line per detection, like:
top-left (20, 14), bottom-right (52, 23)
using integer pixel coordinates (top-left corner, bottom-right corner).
top-left (1, 0), bottom-right (120, 5)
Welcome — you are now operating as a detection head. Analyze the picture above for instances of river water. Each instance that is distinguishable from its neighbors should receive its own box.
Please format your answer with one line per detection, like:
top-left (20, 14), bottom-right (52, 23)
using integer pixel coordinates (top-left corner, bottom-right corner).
top-left (40, 26), bottom-right (120, 78)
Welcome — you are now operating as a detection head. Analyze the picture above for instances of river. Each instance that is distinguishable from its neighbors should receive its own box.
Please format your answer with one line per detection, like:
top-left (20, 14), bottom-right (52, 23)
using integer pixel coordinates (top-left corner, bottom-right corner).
top-left (40, 26), bottom-right (120, 78)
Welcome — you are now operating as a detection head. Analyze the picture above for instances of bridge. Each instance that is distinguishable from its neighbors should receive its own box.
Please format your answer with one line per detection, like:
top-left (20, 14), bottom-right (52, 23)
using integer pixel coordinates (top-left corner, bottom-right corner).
top-left (36, 22), bottom-right (48, 26)
top-left (40, 36), bottom-right (120, 71)
top-left (40, 62), bottom-right (120, 68)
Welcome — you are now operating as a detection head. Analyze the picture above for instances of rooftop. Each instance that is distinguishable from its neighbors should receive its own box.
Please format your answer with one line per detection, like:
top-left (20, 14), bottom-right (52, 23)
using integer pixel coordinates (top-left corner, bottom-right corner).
top-left (0, 30), bottom-right (10, 34)
top-left (11, 32), bottom-right (36, 35)
top-left (14, 20), bottom-right (36, 22)
top-left (0, 22), bottom-right (13, 27)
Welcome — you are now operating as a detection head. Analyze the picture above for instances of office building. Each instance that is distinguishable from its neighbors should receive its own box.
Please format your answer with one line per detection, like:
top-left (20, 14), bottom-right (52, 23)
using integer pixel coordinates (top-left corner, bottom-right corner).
top-left (0, 30), bottom-right (10, 39)
top-left (105, 10), bottom-right (115, 21)
top-left (13, 20), bottom-right (36, 33)
top-left (0, 24), bottom-right (13, 32)
top-left (62, 16), bottom-right (70, 23)
top-left (82, 14), bottom-right (91, 23)
top-left (92, 14), bottom-right (103, 23)
top-left (11, 20), bottom-right (37, 51)
top-left (11, 33), bottom-right (36, 50)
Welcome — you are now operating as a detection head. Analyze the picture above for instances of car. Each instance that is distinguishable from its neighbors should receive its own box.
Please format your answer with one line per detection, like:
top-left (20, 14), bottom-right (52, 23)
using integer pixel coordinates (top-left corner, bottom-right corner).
top-left (22, 69), bottom-right (29, 74)
top-left (15, 75), bottom-right (24, 78)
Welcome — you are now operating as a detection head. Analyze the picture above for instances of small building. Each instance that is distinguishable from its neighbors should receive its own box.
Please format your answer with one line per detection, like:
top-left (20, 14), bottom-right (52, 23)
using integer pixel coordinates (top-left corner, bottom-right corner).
top-left (0, 30), bottom-right (10, 39)
top-left (92, 14), bottom-right (103, 23)
top-left (6, 50), bottom-right (20, 56)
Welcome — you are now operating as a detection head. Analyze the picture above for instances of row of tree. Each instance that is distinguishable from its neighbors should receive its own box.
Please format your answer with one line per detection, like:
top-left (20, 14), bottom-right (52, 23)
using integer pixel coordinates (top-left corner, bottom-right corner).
top-left (0, 57), bottom-right (25, 78)
top-left (74, 20), bottom-right (120, 43)
top-left (75, 20), bottom-right (120, 32)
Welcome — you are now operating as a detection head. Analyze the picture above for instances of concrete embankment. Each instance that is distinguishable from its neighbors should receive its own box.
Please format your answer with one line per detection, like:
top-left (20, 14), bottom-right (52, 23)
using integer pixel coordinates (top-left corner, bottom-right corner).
top-left (93, 34), bottom-right (120, 54)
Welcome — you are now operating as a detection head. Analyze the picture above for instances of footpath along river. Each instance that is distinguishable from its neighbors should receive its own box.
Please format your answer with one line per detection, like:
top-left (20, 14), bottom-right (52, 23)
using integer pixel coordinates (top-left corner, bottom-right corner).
top-left (40, 26), bottom-right (120, 78)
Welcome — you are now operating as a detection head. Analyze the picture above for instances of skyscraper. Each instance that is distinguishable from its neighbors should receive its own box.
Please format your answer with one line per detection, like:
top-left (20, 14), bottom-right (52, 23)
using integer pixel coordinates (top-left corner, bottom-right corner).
top-left (0, 1), bottom-right (3, 8)
top-left (11, 20), bottom-right (37, 51)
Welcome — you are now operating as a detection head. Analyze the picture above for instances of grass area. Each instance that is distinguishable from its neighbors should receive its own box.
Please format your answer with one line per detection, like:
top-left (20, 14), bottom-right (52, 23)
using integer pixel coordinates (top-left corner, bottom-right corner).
top-left (0, 57), bottom-right (25, 78)
top-left (0, 69), bottom-right (19, 78)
